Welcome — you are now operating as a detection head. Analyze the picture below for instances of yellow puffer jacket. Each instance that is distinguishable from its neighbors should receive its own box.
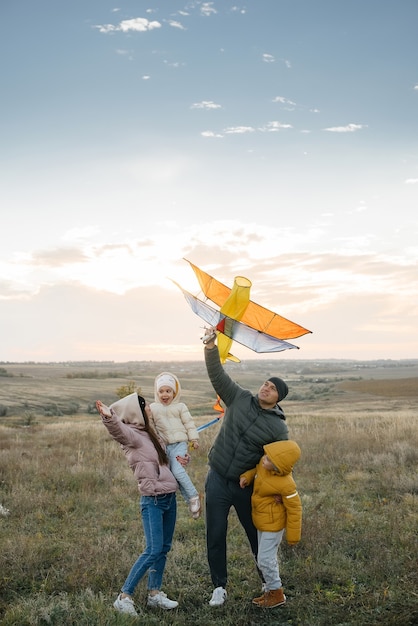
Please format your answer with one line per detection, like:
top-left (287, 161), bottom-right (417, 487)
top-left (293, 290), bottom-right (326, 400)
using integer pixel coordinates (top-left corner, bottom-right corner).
top-left (240, 440), bottom-right (302, 543)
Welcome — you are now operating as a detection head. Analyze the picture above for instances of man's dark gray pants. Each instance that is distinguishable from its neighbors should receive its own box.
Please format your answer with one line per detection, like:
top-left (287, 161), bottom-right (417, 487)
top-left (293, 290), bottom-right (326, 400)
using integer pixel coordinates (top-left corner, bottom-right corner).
top-left (205, 467), bottom-right (263, 588)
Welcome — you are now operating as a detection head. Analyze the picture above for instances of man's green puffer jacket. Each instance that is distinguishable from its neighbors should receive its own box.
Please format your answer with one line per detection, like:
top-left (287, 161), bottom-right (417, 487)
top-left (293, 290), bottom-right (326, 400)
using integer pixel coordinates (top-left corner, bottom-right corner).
top-left (205, 346), bottom-right (289, 481)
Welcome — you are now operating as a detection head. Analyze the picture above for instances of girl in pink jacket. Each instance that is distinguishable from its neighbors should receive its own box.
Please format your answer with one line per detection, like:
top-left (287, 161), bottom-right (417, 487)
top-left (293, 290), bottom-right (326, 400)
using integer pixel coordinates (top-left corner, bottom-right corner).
top-left (96, 393), bottom-right (179, 616)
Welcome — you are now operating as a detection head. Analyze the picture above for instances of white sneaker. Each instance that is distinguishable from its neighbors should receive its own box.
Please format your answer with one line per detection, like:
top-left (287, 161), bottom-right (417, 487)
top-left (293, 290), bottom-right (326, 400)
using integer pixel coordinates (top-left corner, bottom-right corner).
top-left (147, 591), bottom-right (178, 610)
top-left (209, 586), bottom-right (227, 606)
top-left (189, 494), bottom-right (201, 519)
top-left (113, 594), bottom-right (138, 616)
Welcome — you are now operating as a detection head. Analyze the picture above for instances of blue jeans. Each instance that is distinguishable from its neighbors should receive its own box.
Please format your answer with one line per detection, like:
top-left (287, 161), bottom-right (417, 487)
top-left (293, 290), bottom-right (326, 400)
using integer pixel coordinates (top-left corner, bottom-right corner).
top-left (167, 442), bottom-right (198, 503)
top-left (121, 492), bottom-right (177, 595)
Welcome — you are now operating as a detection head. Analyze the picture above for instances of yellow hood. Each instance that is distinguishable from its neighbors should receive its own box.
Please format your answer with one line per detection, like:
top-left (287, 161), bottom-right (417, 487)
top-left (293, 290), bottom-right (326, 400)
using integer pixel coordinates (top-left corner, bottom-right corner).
top-left (263, 440), bottom-right (301, 475)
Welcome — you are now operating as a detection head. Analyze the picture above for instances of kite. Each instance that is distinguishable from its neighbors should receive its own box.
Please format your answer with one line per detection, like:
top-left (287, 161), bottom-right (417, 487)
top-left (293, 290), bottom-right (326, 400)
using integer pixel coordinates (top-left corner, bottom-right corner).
top-left (173, 258), bottom-right (312, 363)
top-left (173, 259), bottom-right (311, 432)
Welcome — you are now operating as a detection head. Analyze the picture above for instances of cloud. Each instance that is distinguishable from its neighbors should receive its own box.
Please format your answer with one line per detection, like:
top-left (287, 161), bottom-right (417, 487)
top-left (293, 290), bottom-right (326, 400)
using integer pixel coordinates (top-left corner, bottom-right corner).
top-left (2, 218), bottom-right (418, 360)
top-left (224, 126), bottom-right (255, 134)
top-left (191, 101), bottom-right (222, 110)
top-left (0, 282), bottom-right (197, 361)
top-left (1, 247), bottom-right (417, 361)
top-left (231, 6), bottom-right (247, 14)
top-left (259, 121), bottom-right (293, 132)
top-left (163, 60), bottom-right (184, 69)
top-left (168, 20), bottom-right (186, 30)
top-left (273, 96), bottom-right (319, 114)
top-left (273, 96), bottom-right (297, 106)
top-left (0, 280), bottom-right (32, 299)
top-left (31, 248), bottom-right (89, 267)
top-left (201, 130), bottom-right (223, 138)
top-left (323, 123), bottom-right (367, 133)
top-left (405, 178), bottom-right (418, 184)
top-left (94, 17), bottom-right (162, 34)
top-left (201, 120), bottom-right (292, 137)
top-left (200, 3), bottom-right (217, 17)
top-left (0, 216), bottom-right (418, 361)
top-left (263, 53), bottom-right (275, 63)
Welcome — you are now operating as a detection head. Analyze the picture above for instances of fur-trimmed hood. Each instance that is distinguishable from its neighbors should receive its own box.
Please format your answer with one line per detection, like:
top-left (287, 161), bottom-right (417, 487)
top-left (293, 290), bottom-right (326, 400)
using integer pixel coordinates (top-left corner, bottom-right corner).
top-left (110, 392), bottom-right (145, 426)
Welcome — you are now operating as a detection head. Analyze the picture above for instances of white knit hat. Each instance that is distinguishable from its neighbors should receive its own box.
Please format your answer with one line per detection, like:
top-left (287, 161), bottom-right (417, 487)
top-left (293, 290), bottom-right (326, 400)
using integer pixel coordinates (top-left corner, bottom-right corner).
top-left (156, 373), bottom-right (177, 392)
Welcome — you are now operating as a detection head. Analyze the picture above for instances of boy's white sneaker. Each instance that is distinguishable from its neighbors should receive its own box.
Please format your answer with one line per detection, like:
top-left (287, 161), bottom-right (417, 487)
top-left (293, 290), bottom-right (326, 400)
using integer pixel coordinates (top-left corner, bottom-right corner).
top-left (113, 594), bottom-right (138, 616)
top-left (147, 591), bottom-right (178, 609)
top-left (209, 586), bottom-right (227, 606)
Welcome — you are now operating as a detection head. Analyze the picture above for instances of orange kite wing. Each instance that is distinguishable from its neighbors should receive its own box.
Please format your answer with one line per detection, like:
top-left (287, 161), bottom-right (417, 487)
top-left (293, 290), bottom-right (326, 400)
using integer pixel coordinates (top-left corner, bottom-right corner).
top-left (184, 258), bottom-right (311, 340)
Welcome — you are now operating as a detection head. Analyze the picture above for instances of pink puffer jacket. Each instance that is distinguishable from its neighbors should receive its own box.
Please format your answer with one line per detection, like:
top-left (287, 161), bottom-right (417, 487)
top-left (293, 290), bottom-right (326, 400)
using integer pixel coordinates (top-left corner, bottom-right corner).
top-left (102, 409), bottom-right (178, 497)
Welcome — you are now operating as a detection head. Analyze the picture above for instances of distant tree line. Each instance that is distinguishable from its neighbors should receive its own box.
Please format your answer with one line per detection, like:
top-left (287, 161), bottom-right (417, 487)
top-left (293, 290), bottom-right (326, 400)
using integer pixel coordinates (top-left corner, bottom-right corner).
top-left (65, 371), bottom-right (132, 379)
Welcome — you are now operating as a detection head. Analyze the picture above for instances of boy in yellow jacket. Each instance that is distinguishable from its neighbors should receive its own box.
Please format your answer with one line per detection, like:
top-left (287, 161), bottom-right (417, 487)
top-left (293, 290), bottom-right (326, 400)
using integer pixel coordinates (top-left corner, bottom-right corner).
top-left (240, 440), bottom-right (302, 609)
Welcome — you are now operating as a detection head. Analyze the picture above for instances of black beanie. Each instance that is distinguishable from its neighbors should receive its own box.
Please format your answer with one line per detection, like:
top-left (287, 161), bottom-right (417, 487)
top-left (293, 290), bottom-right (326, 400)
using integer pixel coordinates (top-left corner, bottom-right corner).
top-left (268, 377), bottom-right (289, 401)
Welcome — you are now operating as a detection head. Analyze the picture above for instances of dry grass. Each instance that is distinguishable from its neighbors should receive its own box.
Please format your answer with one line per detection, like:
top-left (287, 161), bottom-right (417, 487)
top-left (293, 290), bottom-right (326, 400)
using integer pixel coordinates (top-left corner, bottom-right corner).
top-left (338, 377), bottom-right (418, 397)
top-left (1, 361), bottom-right (418, 625)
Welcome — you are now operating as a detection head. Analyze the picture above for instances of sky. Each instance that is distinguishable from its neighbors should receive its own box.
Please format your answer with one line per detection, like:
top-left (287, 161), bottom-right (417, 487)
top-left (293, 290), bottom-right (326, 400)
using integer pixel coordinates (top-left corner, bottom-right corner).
top-left (1, 0), bottom-right (418, 363)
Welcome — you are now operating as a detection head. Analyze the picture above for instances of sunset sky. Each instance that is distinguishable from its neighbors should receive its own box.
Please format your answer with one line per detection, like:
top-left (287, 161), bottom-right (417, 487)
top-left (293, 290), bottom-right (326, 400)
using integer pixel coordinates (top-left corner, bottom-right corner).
top-left (1, 0), bottom-right (417, 363)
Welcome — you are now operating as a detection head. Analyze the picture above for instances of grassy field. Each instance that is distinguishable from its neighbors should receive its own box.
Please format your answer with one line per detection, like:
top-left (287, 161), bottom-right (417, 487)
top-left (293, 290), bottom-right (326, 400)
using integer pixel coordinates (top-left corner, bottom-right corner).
top-left (1, 359), bottom-right (417, 625)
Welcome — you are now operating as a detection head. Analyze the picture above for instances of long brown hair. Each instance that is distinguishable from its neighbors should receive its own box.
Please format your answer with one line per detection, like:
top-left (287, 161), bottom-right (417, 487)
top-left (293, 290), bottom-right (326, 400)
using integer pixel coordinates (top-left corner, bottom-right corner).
top-left (138, 395), bottom-right (169, 466)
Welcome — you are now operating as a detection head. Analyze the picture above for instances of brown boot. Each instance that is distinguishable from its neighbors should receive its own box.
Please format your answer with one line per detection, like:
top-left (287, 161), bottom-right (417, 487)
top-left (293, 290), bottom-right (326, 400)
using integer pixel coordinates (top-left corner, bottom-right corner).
top-left (255, 588), bottom-right (286, 609)
top-left (252, 592), bottom-right (266, 606)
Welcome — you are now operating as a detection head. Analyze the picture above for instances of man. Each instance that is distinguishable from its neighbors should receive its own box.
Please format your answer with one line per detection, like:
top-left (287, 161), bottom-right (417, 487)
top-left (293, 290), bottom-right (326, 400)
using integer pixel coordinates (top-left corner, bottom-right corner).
top-left (202, 328), bottom-right (290, 607)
